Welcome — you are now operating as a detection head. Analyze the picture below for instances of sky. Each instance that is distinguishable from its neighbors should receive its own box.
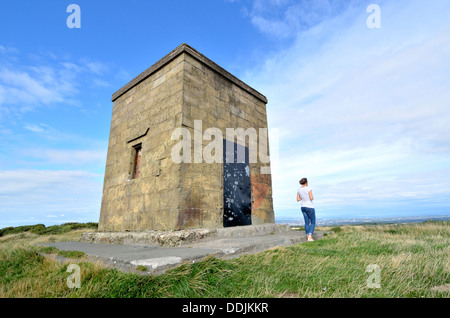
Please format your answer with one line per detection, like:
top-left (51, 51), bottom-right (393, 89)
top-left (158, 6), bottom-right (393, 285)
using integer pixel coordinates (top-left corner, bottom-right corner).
top-left (1, 0), bottom-right (449, 228)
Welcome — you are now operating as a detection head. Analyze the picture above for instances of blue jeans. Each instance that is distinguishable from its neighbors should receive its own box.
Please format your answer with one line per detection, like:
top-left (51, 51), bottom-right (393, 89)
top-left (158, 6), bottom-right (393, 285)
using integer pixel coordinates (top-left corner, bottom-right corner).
top-left (301, 207), bottom-right (316, 236)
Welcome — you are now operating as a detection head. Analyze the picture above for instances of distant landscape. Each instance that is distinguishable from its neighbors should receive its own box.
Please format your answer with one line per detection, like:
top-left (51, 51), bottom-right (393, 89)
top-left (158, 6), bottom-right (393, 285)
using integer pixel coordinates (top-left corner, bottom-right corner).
top-left (276, 215), bottom-right (450, 226)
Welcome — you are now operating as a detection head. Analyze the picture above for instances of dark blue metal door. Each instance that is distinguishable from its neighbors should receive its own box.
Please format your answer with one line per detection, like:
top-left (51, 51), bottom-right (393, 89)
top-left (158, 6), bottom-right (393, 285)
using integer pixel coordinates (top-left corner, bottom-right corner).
top-left (223, 139), bottom-right (252, 227)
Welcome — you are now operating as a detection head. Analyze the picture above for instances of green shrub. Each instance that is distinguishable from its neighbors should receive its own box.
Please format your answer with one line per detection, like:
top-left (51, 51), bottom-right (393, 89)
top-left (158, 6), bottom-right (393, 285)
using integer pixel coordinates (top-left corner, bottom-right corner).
top-left (0, 227), bottom-right (14, 237)
top-left (331, 226), bottom-right (343, 233)
top-left (136, 265), bottom-right (148, 272)
top-left (0, 223), bottom-right (98, 237)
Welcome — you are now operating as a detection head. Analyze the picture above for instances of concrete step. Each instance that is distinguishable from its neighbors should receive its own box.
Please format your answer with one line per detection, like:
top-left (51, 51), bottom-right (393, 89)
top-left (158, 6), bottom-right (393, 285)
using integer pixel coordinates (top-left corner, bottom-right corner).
top-left (42, 229), bottom-right (325, 275)
top-left (80, 224), bottom-right (292, 247)
top-left (186, 230), bottom-right (324, 259)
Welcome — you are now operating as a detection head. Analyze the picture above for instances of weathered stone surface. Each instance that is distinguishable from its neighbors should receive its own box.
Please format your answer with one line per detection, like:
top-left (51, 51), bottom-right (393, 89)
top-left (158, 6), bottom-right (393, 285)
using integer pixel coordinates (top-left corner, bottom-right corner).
top-left (99, 43), bottom-right (274, 232)
top-left (131, 257), bottom-right (182, 269)
top-left (81, 227), bottom-right (218, 247)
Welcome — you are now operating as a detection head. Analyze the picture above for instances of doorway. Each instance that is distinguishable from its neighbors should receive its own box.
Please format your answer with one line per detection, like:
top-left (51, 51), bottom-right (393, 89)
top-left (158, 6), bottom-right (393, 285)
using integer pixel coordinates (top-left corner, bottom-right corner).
top-left (223, 139), bottom-right (252, 227)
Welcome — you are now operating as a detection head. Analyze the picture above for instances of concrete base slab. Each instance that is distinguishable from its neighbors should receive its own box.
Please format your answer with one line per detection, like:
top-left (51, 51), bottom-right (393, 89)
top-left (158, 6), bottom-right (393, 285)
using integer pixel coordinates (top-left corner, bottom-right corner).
top-left (131, 257), bottom-right (183, 269)
top-left (80, 224), bottom-right (292, 247)
top-left (40, 225), bottom-right (325, 275)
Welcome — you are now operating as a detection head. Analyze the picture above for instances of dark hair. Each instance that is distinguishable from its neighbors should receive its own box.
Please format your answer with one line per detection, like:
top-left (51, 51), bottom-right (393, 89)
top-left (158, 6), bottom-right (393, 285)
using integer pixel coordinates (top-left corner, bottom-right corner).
top-left (299, 178), bottom-right (308, 185)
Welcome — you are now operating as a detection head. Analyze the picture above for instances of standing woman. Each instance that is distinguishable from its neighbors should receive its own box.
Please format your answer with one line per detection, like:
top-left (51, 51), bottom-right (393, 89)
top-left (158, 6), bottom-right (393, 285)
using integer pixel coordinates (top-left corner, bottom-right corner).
top-left (297, 178), bottom-right (316, 242)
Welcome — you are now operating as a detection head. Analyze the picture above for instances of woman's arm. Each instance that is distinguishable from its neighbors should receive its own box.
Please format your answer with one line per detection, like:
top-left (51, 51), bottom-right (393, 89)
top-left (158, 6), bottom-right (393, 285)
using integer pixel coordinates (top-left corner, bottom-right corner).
top-left (309, 190), bottom-right (314, 201)
top-left (297, 193), bottom-right (301, 202)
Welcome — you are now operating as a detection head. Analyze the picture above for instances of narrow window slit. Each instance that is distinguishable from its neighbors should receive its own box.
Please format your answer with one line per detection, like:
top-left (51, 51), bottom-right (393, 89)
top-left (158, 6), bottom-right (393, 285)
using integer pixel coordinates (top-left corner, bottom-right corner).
top-left (132, 143), bottom-right (142, 179)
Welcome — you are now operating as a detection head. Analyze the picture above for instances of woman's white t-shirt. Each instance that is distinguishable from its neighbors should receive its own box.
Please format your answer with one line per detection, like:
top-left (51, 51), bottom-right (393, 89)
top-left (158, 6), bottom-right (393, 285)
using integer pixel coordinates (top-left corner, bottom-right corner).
top-left (297, 186), bottom-right (314, 208)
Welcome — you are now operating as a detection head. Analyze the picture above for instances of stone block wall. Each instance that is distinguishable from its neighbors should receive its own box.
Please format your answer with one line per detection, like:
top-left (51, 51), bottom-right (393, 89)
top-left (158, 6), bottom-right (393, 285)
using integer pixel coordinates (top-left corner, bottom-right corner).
top-left (98, 44), bottom-right (274, 232)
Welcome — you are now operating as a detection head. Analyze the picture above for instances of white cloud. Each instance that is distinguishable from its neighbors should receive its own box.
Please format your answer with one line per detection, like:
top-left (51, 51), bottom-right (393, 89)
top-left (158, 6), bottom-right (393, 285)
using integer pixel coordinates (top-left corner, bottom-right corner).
top-left (24, 123), bottom-right (45, 133)
top-left (0, 170), bottom-right (102, 228)
top-left (0, 45), bottom-right (18, 55)
top-left (25, 148), bottom-right (107, 166)
top-left (91, 78), bottom-right (111, 88)
top-left (244, 0), bottom-right (349, 38)
top-left (20, 122), bottom-right (108, 150)
top-left (85, 61), bottom-right (109, 75)
top-left (242, 0), bottom-right (450, 217)
top-left (0, 50), bottom-right (111, 119)
top-left (0, 67), bottom-right (69, 106)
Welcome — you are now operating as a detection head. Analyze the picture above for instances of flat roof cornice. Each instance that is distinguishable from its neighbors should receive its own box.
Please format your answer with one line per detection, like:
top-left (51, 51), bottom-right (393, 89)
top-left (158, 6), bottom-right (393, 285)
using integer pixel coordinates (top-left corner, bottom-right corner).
top-left (111, 43), bottom-right (268, 104)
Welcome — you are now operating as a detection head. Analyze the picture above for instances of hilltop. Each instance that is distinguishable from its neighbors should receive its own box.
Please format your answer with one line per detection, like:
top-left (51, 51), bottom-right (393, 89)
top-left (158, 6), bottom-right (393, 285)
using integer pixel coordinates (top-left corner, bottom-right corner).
top-left (0, 221), bottom-right (448, 298)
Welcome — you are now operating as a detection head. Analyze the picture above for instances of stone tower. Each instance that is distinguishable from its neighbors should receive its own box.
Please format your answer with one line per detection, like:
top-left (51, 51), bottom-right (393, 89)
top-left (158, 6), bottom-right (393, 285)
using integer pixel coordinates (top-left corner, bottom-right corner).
top-left (98, 44), bottom-right (274, 232)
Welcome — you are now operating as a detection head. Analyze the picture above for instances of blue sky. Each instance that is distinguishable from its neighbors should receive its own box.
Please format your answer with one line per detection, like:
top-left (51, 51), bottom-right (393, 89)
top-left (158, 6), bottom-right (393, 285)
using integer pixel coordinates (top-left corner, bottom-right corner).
top-left (1, 0), bottom-right (450, 228)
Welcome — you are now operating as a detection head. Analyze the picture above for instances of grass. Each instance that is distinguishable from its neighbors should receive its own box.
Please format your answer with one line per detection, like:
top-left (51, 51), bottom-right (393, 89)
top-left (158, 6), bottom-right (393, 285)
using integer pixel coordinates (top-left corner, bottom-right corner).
top-left (0, 222), bottom-right (98, 237)
top-left (0, 221), bottom-right (448, 298)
